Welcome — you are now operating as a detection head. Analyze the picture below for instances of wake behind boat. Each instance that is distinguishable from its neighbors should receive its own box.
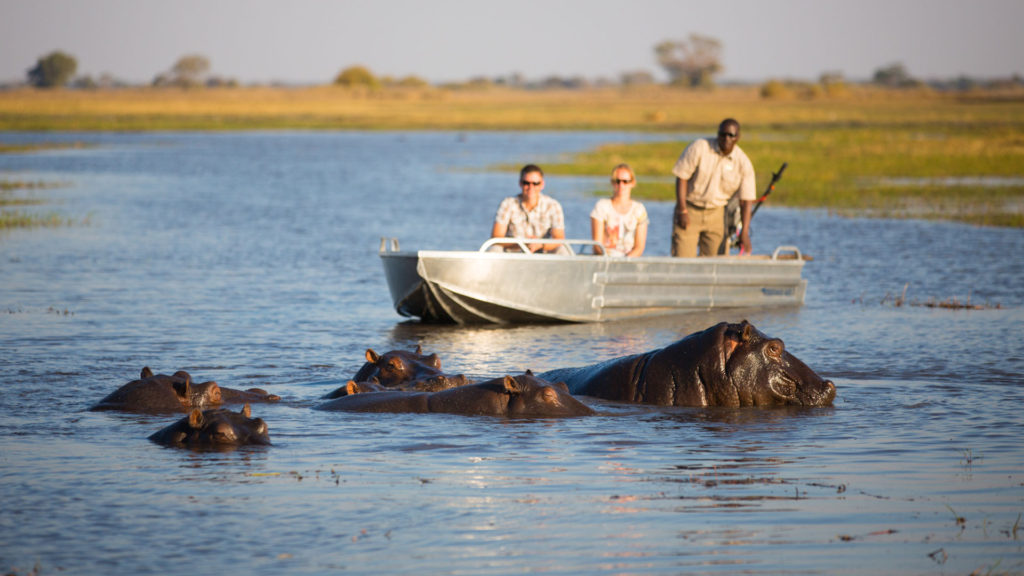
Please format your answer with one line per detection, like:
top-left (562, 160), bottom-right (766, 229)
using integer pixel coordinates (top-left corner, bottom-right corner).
top-left (380, 238), bottom-right (808, 324)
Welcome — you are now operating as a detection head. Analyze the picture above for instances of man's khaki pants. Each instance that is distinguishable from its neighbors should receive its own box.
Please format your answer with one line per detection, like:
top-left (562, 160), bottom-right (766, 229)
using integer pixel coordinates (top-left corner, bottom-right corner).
top-left (671, 204), bottom-right (724, 257)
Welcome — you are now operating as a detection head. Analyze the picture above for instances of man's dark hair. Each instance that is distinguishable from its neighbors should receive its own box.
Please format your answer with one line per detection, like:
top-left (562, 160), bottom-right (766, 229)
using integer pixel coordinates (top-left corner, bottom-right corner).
top-left (520, 164), bottom-right (544, 179)
top-left (719, 118), bottom-right (740, 132)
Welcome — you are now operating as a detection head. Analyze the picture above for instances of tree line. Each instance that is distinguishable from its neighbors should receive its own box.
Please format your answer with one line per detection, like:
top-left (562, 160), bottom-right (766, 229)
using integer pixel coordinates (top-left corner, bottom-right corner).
top-left (20, 38), bottom-right (1023, 93)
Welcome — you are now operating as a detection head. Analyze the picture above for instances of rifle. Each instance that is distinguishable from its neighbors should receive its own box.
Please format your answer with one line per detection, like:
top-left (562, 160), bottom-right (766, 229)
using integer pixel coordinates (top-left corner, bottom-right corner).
top-left (752, 162), bottom-right (787, 218)
top-left (724, 162), bottom-right (787, 254)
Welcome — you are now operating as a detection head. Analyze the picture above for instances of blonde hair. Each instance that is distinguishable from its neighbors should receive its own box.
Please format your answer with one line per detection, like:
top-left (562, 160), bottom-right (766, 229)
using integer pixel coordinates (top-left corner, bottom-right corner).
top-left (611, 163), bottom-right (635, 182)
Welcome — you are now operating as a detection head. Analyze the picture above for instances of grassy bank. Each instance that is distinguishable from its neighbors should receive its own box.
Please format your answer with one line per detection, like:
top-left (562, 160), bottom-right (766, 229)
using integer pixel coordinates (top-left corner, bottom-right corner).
top-left (547, 123), bottom-right (1024, 227)
top-left (1, 85), bottom-right (1023, 226)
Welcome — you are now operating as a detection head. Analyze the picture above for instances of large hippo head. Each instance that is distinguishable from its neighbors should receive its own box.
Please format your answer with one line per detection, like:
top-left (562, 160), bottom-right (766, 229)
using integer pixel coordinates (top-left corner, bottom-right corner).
top-left (148, 404), bottom-right (271, 449)
top-left (91, 367), bottom-right (279, 413)
top-left (353, 346), bottom-right (443, 386)
top-left (91, 367), bottom-right (223, 413)
top-left (323, 346), bottom-right (470, 398)
top-left (653, 321), bottom-right (836, 407)
top-left (502, 372), bottom-right (595, 418)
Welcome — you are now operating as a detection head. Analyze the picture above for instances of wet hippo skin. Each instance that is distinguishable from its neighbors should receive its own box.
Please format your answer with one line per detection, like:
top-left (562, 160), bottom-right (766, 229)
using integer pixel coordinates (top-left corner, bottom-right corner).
top-left (322, 346), bottom-right (470, 399)
top-left (148, 404), bottom-right (270, 448)
top-left (91, 367), bottom-right (280, 414)
top-left (316, 372), bottom-right (594, 418)
top-left (540, 321), bottom-right (836, 407)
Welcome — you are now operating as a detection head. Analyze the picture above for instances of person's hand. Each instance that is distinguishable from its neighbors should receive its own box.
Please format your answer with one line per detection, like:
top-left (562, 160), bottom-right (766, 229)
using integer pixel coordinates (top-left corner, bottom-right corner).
top-left (675, 207), bottom-right (689, 229)
top-left (739, 229), bottom-right (752, 254)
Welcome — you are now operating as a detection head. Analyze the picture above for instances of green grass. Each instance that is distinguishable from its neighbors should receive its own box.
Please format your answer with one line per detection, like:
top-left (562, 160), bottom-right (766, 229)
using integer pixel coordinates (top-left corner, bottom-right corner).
top-left (543, 124), bottom-right (1024, 227)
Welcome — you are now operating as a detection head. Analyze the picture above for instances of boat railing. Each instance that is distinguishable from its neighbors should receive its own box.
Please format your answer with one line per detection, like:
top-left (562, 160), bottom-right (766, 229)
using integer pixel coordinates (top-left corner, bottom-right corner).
top-left (382, 236), bottom-right (806, 261)
top-left (477, 238), bottom-right (608, 257)
top-left (771, 246), bottom-right (804, 261)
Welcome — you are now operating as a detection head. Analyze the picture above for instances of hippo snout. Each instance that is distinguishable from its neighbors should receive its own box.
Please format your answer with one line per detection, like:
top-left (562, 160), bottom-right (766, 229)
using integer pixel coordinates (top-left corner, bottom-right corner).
top-left (821, 380), bottom-right (837, 405)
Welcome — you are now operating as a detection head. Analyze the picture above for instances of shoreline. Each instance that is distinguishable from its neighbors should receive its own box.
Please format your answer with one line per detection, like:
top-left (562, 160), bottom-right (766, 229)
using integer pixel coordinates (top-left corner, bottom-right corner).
top-left (2, 86), bottom-right (1022, 228)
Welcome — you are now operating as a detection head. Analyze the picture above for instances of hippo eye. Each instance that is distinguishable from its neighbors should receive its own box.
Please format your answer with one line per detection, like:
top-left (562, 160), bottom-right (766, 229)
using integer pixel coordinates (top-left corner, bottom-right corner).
top-left (766, 341), bottom-right (784, 359)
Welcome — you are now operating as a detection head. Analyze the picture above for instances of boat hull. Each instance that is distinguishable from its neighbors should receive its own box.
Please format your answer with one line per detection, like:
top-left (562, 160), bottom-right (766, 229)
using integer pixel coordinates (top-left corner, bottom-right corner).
top-left (381, 242), bottom-right (808, 324)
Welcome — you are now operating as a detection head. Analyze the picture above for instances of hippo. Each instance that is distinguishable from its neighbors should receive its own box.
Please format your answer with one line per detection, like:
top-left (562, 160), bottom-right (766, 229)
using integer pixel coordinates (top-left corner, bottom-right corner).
top-left (315, 371), bottom-right (594, 418)
top-left (322, 346), bottom-right (470, 399)
top-left (338, 379), bottom-right (389, 395)
top-left (148, 404), bottom-right (270, 449)
top-left (91, 367), bottom-right (281, 414)
top-left (539, 321), bottom-right (835, 407)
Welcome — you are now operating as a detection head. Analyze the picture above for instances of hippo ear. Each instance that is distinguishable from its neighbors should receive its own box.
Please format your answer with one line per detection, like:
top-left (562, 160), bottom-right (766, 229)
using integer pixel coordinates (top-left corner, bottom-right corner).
top-left (188, 409), bottom-right (204, 429)
top-left (141, 366), bottom-right (153, 378)
top-left (240, 404), bottom-right (251, 418)
top-left (740, 320), bottom-right (753, 342)
top-left (172, 378), bottom-right (192, 400)
top-left (366, 349), bottom-right (380, 363)
top-left (414, 344), bottom-right (423, 355)
top-left (525, 369), bottom-right (534, 375)
top-left (425, 353), bottom-right (441, 369)
top-left (502, 375), bottom-right (524, 395)
top-left (345, 380), bottom-right (360, 395)
top-left (553, 381), bottom-right (569, 393)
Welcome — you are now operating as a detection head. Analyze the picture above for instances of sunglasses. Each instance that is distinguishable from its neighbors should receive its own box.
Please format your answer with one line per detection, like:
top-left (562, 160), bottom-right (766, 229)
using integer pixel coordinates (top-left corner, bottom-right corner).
top-left (611, 178), bottom-right (633, 184)
top-left (718, 131), bottom-right (738, 139)
top-left (520, 180), bottom-right (542, 187)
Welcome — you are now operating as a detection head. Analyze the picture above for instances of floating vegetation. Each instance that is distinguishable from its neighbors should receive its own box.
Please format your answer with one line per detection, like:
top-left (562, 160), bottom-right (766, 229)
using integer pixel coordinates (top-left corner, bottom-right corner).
top-left (0, 141), bottom-right (91, 154)
top-left (1, 179), bottom-right (77, 230)
top-left (5, 305), bottom-right (75, 316)
top-left (854, 283), bottom-right (1002, 310)
top-left (0, 210), bottom-right (79, 230)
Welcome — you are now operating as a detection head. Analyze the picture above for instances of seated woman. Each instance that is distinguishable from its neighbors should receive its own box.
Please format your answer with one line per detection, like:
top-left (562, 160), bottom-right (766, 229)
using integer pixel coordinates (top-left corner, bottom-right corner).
top-left (490, 164), bottom-right (566, 253)
top-left (590, 163), bottom-right (648, 257)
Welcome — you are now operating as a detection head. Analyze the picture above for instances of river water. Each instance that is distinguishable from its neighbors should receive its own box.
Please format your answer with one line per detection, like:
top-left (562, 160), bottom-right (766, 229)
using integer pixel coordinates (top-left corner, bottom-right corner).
top-left (1, 131), bottom-right (1022, 575)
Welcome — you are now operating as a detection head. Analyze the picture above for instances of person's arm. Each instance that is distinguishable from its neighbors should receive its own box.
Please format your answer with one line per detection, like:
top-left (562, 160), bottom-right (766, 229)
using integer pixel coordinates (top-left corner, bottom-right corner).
top-left (674, 177), bottom-right (689, 229)
top-left (738, 200), bottom-right (753, 254)
top-left (542, 227), bottom-right (565, 253)
top-left (491, 221), bottom-right (507, 239)
top-left (627, 221), bottom-right (648, 257)
top-left (590, 217), bottom-right (605, 255)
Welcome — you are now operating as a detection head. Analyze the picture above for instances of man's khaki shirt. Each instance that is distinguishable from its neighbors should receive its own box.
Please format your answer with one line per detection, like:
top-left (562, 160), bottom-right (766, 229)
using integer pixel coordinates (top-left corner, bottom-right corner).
top-left (671, 138), bottom-right (756, 209)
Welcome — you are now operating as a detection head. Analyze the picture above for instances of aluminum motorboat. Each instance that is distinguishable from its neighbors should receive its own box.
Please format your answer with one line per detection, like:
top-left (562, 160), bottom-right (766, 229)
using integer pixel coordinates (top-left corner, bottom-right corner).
top-left (379, 237), bottom-right (808, 324)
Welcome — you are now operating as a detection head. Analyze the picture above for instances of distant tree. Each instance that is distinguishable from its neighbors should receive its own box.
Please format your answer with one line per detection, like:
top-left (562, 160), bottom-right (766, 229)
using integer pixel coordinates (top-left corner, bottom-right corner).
top-left (171, 54), bottom-right (210, 87)
top-left (72, 75), bottom-right (98, 90)
top-left (620, 70), bottom-right (656, 87)
top-left (27, 51), bottom-right (78, 88)
top-left (760, 79), bottom-right (793, 99)
top-left (334, 65), bottom-right (380, 88)
top-left (872, 62), bottom-right (916, 88)
top-left (655, 35), bottom-right (722, 88)
top-left (396, 75), bottom-right (429, 88)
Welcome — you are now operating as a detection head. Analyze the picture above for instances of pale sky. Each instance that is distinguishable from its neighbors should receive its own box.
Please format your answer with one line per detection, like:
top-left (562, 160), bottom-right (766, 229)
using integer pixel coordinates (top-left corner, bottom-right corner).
top-left (1, 0), bottom-right (1020, 85)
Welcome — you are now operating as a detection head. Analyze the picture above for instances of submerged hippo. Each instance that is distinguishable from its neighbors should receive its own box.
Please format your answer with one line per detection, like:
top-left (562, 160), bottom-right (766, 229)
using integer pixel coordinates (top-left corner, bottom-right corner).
top-left (322, 346), bottom-right (470, 399)
top-left (539, 321), bottom-right (835, 407)
top-left (316, 372), bottom-right (594, 418)
top-left (148, 404), bottom-right (270, 448)
top-left (91, 367), bottom-right (281, 414)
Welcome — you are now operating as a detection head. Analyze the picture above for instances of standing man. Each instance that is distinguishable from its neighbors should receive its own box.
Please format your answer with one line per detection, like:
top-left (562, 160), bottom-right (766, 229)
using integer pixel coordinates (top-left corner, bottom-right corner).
top-left (491, 164), bottom-right (566, 253)
top-left (671, 118), bottom-right (756, 257)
